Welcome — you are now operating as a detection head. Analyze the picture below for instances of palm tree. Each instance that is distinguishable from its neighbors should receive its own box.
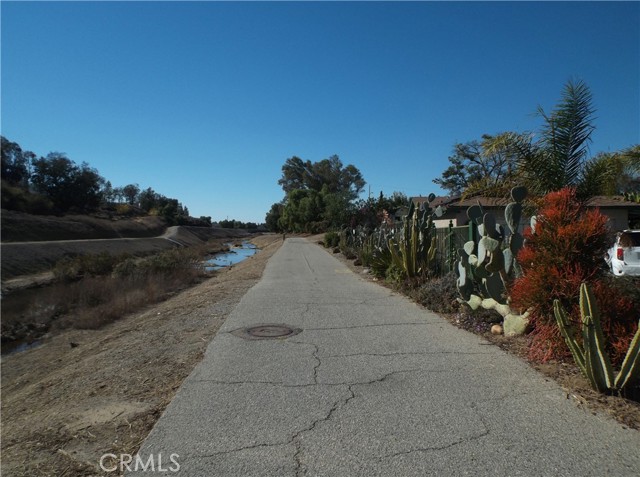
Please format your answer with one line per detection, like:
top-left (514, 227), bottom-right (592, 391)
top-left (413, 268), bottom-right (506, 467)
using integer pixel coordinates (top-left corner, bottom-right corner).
top-left (485, 79), bottom-right (600, 198)
top-left (581, 145), bottom-right (640, 197)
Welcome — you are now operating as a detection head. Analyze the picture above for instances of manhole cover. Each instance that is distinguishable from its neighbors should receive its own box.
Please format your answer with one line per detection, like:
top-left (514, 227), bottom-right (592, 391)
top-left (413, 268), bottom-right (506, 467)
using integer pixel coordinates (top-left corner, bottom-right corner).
top-left (231, 324), bottom-right (302, 340)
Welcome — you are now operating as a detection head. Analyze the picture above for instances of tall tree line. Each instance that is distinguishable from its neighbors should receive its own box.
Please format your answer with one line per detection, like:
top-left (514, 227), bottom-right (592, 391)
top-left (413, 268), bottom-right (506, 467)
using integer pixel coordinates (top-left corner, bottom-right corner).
top-left (1, 137), bottom-right (210, 225)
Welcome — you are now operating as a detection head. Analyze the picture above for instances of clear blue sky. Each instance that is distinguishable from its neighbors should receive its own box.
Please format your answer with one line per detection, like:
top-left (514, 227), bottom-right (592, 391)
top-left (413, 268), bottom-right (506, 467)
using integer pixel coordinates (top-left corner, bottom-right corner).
top-left (2, 1), bottom-right (638, 223)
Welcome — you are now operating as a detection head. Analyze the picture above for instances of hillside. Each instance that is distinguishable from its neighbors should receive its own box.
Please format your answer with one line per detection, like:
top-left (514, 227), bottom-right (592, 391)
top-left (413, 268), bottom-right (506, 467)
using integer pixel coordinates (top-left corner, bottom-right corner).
top-left (1, 209), bottom-right (168, 242)
top-left (0, 210), bottom-right (252, 281)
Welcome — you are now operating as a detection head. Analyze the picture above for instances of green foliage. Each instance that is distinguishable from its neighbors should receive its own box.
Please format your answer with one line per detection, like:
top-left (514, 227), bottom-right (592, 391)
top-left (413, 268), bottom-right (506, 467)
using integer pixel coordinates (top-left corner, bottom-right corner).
top-left (356, 234), bottom-right (376, 268)
top-left (479, 80), bottom-right (606, 199)
top-left (1, 136), bottom-right (204, 224)
top-left (370, 242), bottom-right (393, 278)
top-left (1, 180), bottom-right (54, 214)
top-left (53, 252), bottom-right (128, 281)
top-left (278, 155), bottom-right (365, 199)
top-left (30, 153), bottom-right (104, 212)
top-left (433, 135), bottom-right (519, 196)
top-left (580, 146), bottom-right (640, 197)
top-left (324, 231), bottom-right (340, 248)
top-left (442, 81), bottom-right (637, 200)
top-left (387, 200), bottom-right (438, 279)
top-left (1, 136), bottom-right (33, 188)
top-left (135, 186), bottom-right (190, 225)
top-left (275, 155), bottom-right (365, 232)
top-left (368, 195), bottom-right (443, 281)
top-left (338, 230), bottom-right (358, 259)
top-left (278, 189), bottom-right (322, 233)
top-left (219, 219), bottom-right (258, 230)
top-left (122, 183), bottom-right (141, 206)
top-left (385, 263), bottom-right (405, 284)
top-left (54, 247), bottom-right (202, 283)
top-left (112, 248), bottom-right (199, 278)
top-left (265, 203), bottom-right (284, 232)
top-left (624, 191), bottom-right (640, 203)
top-left (554, 283), bottom-right (640, 394)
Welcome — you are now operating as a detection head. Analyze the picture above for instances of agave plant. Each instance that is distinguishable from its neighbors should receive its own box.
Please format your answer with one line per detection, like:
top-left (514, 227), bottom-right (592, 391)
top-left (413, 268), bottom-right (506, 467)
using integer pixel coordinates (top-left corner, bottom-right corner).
top-left (554, 283), bottom-right (640, 393)
top-left (369, 195), bottom-right (444, 279)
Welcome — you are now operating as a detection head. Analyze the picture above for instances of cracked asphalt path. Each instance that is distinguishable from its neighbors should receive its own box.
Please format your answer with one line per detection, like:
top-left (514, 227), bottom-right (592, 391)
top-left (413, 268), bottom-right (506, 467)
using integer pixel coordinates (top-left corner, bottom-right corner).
top-left (132, 238), bottom-right (640, 476)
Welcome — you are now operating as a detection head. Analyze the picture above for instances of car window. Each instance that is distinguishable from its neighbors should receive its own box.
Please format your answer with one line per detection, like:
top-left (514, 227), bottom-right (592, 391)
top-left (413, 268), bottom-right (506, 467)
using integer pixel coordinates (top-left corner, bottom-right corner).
top-left (619, 232), bottom-right (640, 247)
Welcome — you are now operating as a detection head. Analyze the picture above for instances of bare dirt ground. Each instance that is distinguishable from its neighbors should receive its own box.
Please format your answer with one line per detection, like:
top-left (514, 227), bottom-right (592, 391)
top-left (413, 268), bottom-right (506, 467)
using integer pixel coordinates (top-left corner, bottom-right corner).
top-left (310, 235), bottom-right (640, 431)
top-left (3, 233), bottom-right (637, 477)
top-left (1, 234), bottom-right (283, 477)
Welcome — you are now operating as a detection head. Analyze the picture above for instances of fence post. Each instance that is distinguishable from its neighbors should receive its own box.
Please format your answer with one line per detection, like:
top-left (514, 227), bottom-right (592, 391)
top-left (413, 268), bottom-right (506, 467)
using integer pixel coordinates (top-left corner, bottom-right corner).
top-left (447, 220), bottom-right (454, 273)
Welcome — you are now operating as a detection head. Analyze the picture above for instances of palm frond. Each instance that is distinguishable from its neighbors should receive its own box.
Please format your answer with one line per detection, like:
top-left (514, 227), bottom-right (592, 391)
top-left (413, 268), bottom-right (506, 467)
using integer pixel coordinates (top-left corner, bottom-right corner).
top-left (539, 79), bottom-right (595, 190)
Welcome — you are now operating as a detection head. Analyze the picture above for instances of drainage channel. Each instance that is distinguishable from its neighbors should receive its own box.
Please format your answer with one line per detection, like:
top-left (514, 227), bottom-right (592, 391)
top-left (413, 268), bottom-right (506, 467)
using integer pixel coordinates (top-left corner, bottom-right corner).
top-left (204, 241), bottom-right (258, 271)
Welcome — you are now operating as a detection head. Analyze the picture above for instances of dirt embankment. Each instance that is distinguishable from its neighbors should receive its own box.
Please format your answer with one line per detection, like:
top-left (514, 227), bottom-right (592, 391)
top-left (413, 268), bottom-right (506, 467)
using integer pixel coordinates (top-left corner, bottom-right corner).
top-left (1, 234), bottom-right (283, 477)
top-left (0, 208), bottom-right (253, 283)
top-left (1, 209), bottom-right (169, 242)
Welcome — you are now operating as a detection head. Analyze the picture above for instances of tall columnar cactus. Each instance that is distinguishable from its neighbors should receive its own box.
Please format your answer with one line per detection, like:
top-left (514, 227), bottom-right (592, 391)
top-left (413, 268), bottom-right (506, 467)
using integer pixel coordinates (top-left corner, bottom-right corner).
top-left (385, 194), bottom-right (443, 279)
top-left (554, 283), bottom-right (640, 393)
top-left (456, 186), bottom-right (530, 335)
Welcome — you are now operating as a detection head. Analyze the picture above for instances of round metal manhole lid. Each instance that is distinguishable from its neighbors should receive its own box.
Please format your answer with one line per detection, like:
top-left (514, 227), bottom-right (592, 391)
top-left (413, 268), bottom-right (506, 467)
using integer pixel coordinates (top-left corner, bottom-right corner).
top-left (231, 324), bottom-right (302, 340)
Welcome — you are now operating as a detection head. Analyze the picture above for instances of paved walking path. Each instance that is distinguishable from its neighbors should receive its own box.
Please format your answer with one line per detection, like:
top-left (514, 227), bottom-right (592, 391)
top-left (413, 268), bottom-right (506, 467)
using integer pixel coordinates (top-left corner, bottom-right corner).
top-left (133, 238), bottom-right (640, 476)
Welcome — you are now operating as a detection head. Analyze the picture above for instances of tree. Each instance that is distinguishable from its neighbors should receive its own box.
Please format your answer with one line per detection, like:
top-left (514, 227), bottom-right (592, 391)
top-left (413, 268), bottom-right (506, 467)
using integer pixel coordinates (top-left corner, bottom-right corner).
top-left (30, 153), bottom-right (104, 211)
top-left (278, 155), bottom-right (365, 200)
top-left (433, 137), bottom-right (517, 196)
top-left (280, 189), bottom-right (325, 233)
top-left (122, 184), bottom-right (140, 206)
top-left (580, 145), bottom-right (640, 196)
top-left (101, 180), bottom-right (116, 204)
top-left (483, 79), bottom-right (600, 198)
top-left (276, 155), bottom-right (366, 232)
top-left (265, 203), bottom-right (284, 232)
top-left (322, 190), bottom-right (353, 230)
top-left (1, 136), bottom-right (32, 188)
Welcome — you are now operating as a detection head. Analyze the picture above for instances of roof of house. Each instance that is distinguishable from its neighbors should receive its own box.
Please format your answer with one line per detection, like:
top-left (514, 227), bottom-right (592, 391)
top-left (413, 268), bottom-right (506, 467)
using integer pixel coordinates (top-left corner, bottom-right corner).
top-left (412, 196), bottom-right (459, 208)
top-left (411, 195), bottom-right (640, 210)
top-left (585, 196), bottom-right (640, 208)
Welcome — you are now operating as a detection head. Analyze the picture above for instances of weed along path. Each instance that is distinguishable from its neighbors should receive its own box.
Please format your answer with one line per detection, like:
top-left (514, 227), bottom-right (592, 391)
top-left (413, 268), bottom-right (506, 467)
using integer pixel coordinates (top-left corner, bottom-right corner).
top-left (132, 238), bottom-right (640, 476)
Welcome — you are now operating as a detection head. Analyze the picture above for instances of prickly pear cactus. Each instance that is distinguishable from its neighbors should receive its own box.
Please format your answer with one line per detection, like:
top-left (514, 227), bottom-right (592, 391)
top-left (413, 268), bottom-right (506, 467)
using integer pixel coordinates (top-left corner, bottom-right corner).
top-left (455, 186), bottom-right (530, 335)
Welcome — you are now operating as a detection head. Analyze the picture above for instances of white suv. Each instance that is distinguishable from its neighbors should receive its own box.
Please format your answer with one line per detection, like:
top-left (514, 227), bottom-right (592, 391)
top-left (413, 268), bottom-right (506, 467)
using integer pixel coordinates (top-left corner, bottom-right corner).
top-left (606, 230), bottom-right (640, 277)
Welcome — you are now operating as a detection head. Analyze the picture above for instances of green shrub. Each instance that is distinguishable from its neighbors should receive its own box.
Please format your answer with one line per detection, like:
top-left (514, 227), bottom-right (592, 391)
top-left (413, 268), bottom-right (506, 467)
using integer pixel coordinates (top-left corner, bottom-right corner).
top-left (324, 231), bottom-right (340, 248)
top-left (112, 257), bottom-right (139, 278)
top-left (357, 240), bottom-right (375, 268)
top-left (53, 252), bottom-right (125, 281)
top-left (143, 248), bottom-right (198, 273)
top-left (385, 264), bottom-right (405, 285)
top-left (371, 246), bottom-right (392, 278)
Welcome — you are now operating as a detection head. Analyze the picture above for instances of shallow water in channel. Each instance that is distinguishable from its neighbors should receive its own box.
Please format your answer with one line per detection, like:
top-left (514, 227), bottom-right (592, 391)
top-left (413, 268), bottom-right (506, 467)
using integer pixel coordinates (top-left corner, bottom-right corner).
top-left (204, 241), bottom-right (258, 271)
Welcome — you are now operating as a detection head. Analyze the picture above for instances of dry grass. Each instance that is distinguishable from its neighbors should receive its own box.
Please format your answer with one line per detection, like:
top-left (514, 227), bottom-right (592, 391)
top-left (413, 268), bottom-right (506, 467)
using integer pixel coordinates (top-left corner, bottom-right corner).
top-left (1, 244), bottom-right (225, 348)
top-left (1, 234), bottom-right (283, 477)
